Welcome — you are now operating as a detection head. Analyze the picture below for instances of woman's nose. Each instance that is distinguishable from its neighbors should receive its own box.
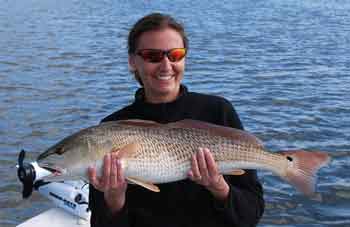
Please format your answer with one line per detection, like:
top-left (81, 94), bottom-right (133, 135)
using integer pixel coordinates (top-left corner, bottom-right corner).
top-left (159, 55), bottom-right (172, 71)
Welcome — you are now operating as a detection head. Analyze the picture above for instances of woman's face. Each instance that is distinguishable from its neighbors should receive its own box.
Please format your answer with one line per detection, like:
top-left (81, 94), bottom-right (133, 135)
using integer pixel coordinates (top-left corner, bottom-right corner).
top-left (129, 28), bottom-right (186, 103)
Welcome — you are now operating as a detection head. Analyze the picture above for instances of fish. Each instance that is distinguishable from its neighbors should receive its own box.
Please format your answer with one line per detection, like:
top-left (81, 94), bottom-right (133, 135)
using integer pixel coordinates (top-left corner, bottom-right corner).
top-left (36, 119), bottom-right (330, 196)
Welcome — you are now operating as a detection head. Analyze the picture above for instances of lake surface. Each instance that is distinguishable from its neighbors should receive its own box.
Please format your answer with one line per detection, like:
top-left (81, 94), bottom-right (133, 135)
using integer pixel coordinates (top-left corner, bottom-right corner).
top-left (0, 0), bottom-right (349, 226)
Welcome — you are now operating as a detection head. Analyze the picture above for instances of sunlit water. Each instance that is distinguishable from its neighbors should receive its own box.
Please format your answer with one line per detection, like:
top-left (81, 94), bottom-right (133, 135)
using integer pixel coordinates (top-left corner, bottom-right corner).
top-left (0, 0), bottom-right (349, 226)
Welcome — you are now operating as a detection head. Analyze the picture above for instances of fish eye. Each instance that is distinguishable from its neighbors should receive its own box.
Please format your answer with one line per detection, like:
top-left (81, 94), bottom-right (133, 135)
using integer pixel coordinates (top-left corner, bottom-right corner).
top-left (286, 156), bottom-right (293, 162)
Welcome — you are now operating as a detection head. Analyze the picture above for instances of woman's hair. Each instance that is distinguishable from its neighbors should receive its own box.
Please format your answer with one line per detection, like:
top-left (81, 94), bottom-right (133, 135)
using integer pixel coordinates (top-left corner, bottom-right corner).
top-left (128, 13), bottom-right (188, 85)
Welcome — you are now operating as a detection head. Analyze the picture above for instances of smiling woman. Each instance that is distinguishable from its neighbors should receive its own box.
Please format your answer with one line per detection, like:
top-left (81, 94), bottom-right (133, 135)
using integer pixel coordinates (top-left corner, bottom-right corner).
top-left (127, 14), bottom-right (188, 104)
top-left (88, 13), bottom-right (264, 227)
top-left (128, 28), bottom-right (186, 103)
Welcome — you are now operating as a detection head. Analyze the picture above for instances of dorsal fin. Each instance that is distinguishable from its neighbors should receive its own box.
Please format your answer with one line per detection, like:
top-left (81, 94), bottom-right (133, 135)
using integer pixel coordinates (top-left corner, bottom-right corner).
top-left (116, 119), bottom-right (162, 128)
top-left (167, 119), bottom-right (264, 148)
top-left (112, 119), bottom-right (264, 147)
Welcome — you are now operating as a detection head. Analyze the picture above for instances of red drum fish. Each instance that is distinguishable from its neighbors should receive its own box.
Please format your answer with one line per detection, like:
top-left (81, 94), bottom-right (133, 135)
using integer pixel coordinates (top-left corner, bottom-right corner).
top-left (37, 119), bottom-right (330, 196)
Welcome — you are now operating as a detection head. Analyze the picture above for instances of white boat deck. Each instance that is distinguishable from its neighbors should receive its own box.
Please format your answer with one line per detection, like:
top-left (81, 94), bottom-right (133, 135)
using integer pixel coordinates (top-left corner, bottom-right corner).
top-left (17, 208), bottom-right (90, 227)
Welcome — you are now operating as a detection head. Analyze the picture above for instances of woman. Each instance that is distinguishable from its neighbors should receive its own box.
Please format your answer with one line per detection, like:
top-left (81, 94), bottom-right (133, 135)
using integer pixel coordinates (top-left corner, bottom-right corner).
top-left (88, 13), bottom-right (264, 227)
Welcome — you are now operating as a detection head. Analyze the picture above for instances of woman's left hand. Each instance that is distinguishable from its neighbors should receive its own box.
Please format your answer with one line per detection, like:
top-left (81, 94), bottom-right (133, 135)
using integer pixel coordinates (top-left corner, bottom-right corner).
top-left (188, 147), bottom-right (230, 201)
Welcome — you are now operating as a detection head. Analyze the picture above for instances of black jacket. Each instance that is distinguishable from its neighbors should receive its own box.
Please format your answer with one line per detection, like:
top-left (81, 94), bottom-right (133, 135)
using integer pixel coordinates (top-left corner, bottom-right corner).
top-left (89, 85), bottom-right (264, 227)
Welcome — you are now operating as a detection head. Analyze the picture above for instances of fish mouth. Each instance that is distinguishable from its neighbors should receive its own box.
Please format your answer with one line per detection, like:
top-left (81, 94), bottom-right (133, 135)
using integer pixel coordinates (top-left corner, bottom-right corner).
top-left (40, 165), bottom-right (66, 177)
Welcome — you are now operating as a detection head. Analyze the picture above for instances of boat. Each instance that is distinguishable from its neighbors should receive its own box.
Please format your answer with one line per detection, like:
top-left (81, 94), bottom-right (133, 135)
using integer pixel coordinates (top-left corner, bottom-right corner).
top-left (16, 150), bottom-right (91, 227)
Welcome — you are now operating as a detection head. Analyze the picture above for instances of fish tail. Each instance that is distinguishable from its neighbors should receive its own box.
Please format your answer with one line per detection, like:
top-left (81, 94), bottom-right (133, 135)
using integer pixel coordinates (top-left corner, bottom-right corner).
top-left (279, 150), bottom-right (330, 196)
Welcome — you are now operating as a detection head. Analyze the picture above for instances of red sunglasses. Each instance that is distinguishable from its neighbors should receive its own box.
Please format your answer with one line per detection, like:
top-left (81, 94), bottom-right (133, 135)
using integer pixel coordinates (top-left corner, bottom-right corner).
top-left (136, 48), bottom-right (187, 63)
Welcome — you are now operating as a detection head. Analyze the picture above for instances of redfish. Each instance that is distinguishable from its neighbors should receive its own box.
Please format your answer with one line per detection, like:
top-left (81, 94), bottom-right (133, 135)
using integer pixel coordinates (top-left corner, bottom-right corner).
top-left (37, 119), bottom-right (330, 196)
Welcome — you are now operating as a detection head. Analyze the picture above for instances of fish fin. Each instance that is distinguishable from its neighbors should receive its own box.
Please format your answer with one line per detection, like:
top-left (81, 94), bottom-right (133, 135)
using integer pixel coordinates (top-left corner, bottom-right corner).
top-left (168, 119), bottom-right (264, 148)
top-left (126, 177), bottom-right (160, 192)
top-left (227, 169), bottom-right (245, 175)
top-left (116, 119), bottom-right (161, 127)
top-left (280, 150), bottom-right (330, 196)
top-left (112, 143), bottom-right (140, 159)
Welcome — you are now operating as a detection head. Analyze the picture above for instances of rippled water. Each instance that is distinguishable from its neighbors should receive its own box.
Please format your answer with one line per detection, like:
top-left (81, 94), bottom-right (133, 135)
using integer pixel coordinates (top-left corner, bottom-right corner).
top-left (1, 0), bottom-right (349, 226)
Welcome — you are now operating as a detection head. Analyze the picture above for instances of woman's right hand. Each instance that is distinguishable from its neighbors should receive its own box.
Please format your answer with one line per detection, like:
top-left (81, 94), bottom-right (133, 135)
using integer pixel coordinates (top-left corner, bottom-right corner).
top-left (88, 153), bottom-right (127, 214)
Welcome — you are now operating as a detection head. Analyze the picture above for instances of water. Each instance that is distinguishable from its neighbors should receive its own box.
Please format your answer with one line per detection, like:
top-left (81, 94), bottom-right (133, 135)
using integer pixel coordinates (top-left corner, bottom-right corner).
top-left (0, 0), bottom-right (349, 226)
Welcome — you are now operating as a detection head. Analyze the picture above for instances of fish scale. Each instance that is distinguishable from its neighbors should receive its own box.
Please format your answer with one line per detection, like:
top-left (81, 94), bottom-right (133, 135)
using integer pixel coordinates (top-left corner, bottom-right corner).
top-left (116, 126), bottom-right (280, 182)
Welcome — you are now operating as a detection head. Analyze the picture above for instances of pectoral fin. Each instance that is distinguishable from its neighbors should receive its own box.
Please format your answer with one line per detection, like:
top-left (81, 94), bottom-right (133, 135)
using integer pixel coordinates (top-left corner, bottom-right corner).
top-left (126, 177), bottom-right (160, 192)
top-left (111, 142), bottom-right (140, 159)
top-left (228, 169), bottom-right (245, 175)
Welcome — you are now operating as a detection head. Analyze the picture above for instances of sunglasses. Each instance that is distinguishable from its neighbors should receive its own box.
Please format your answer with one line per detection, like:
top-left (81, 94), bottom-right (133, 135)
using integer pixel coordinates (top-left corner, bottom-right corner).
top-left (136, 48), bottom-right (187, 63)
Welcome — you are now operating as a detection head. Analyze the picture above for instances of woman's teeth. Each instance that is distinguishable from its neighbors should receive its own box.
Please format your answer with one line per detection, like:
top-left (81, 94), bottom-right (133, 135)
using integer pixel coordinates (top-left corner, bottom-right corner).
top-left (157, 75), bottom-right (172, 80)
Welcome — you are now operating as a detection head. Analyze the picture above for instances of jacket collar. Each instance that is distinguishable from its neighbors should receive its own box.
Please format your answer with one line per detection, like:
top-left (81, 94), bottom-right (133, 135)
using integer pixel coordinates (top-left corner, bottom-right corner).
top-left (134, 84), bottom-right (188, 105)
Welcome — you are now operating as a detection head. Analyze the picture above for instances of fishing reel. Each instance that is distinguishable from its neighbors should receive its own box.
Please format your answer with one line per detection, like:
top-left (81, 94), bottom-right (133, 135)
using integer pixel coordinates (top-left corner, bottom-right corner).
top-left (16, 149), bottom-right (52, 198)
